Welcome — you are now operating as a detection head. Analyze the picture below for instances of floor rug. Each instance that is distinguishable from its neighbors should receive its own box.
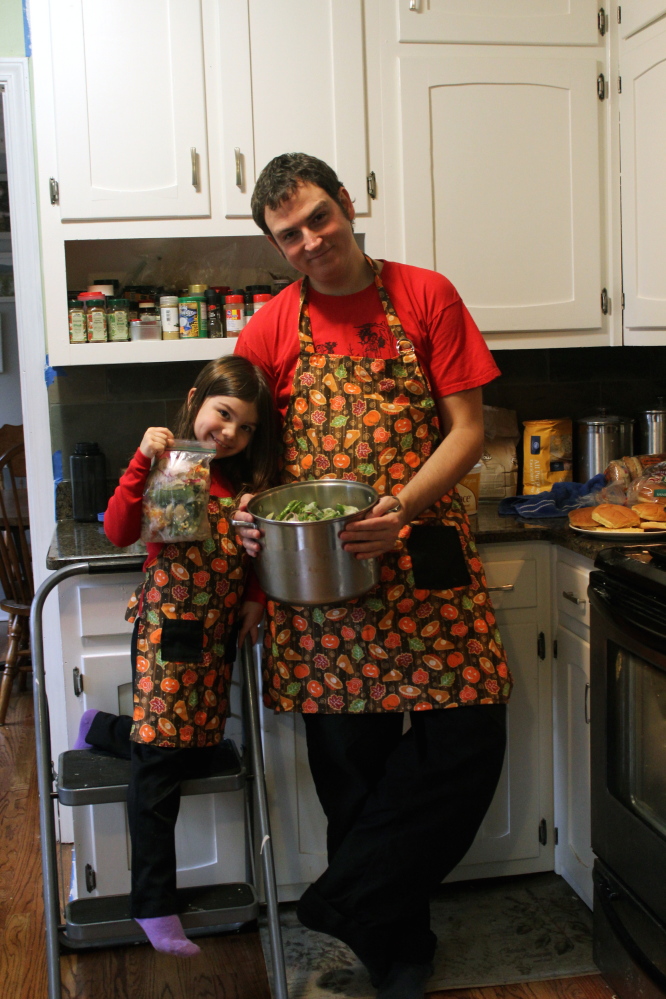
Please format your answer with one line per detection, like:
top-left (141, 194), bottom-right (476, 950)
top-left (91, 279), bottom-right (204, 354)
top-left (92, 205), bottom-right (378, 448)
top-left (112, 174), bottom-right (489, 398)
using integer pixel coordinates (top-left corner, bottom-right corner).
top-left (259, 873), bottom-right (596, 997)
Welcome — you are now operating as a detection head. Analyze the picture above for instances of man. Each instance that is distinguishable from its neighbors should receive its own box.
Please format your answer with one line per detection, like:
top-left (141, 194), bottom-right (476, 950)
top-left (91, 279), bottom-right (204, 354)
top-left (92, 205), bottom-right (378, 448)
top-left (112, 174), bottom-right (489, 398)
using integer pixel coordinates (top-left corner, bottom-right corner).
top-left (235, 153), bottom-right (511, 999)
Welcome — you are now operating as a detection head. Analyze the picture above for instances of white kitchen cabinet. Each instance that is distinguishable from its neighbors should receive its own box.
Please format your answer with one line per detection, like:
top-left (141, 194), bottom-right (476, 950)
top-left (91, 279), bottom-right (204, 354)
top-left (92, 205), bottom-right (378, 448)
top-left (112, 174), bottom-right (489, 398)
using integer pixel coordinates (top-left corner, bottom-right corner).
top-left (398, 50), bottom-right (603, 333)
top-left (619, 17), bottom-right (666, 338)
top-left (397, 0), bottom-right (600, 46)
top-left (553, 549), bottom-right (595, 909)
top-left (216, 0), bottom-right (369, 219)
top-left (620, 1), bottom-right (666, 39)
top-left (57, 573), bottom-right (248, 900)
top-left (48, 0), bottom-right (211, 221)
top-left (263, 542), bottom-right (554, 901)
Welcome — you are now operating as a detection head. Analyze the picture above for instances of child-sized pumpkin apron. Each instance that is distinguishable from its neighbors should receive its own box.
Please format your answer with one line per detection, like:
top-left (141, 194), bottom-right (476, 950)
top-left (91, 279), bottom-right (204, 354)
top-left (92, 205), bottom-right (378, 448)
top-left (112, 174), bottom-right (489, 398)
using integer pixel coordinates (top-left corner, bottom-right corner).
top-left (125, 497), bottom-right (247, 748)
top-left (263, 259), bottom-right (512, 715)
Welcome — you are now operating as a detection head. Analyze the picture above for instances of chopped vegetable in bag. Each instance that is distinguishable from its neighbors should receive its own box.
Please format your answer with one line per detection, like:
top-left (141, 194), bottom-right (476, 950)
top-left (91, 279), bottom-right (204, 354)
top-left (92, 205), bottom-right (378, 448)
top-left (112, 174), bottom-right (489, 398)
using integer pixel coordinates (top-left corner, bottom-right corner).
top-left (265, 499), bottom-right (359, 522)
top-left (141, 440), bottom-right (216, 543)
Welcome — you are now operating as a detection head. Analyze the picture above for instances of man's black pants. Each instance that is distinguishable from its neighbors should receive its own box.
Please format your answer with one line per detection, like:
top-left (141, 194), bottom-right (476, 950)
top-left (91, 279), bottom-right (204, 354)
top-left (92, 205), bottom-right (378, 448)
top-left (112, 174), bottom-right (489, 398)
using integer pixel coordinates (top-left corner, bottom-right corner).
top-left (298, 705), bottom-right (507, 976)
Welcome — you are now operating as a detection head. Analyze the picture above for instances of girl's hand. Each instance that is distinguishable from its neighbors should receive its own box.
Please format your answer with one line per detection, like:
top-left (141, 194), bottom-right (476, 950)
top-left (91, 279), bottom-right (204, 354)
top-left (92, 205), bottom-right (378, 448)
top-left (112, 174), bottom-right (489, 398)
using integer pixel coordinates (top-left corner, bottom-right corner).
top-left (234, 493), bottom-right (262, 557)
top-left (238, 600), bottom-right (264, 646)
top-left (139, 427), bottom-right (174, 459)
top-left (339, 495), bottom-right (408, 560)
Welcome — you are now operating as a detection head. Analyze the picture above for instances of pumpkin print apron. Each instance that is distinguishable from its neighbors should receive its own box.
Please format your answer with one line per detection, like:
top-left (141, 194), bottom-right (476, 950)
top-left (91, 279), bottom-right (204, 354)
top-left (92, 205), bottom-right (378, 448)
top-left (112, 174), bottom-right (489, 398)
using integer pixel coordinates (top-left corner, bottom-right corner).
top-left (125, 496), bottom-right (247, 748)
top-left (263, 259), bottom-right (512, 715)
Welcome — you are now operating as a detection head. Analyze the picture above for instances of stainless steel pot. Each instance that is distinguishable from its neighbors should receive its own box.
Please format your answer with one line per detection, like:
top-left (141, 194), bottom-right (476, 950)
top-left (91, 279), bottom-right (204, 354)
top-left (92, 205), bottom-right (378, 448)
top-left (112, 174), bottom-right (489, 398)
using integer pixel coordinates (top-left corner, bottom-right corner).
top-left (639, 398), bottom-right (666, 454)
top-left (576, 411), bottom-right (635, 481)
top-left (244, 480), bottom-right (380, 605)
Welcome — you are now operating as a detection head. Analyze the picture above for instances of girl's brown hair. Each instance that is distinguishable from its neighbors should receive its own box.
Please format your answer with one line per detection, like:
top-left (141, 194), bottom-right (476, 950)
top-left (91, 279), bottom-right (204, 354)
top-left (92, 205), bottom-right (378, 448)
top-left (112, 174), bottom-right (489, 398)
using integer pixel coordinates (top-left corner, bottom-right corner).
top-left (173, 355), bottom-right (279, 495)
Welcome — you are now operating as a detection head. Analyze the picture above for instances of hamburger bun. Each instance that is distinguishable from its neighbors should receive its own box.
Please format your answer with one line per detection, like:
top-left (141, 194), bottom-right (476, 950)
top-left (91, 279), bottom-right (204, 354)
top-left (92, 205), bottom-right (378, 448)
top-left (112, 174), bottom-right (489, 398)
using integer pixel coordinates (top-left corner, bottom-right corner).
top-left (631, 502), bottom-right (666, 522)
top-left (641, 521), bottom-right (666, 532)
top-left (568, 507), bottom-right (599, 529)
top-left (591, 504), bottom-right (642, 529)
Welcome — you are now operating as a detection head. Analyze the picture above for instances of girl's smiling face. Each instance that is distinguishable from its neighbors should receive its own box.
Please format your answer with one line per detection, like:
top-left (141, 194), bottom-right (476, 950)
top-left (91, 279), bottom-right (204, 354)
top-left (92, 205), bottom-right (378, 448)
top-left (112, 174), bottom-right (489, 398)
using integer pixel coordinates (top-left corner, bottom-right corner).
top-left (189, 392), bottom-right (259, 459)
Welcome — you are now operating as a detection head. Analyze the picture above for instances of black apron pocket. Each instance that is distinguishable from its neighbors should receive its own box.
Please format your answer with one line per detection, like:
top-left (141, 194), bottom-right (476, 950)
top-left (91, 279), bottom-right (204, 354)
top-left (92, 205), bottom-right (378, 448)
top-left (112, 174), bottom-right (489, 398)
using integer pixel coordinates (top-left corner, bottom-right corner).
top-left (160, 618), bottom-right (205, 663)
top-left (406, 524), bottom-right (471, 589)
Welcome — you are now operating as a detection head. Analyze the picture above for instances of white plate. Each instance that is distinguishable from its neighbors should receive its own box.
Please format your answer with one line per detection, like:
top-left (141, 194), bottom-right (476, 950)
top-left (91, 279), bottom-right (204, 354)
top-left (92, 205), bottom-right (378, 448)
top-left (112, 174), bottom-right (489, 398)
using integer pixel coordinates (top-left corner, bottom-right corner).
top-left (570, 525), bottom-right (666, 540)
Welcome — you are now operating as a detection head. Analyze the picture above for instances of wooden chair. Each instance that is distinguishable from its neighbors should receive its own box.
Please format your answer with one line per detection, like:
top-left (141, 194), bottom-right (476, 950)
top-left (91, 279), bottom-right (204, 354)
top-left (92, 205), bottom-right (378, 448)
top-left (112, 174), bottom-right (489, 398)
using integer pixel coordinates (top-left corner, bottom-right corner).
top-left (0, 439), bottom-right (32, 725)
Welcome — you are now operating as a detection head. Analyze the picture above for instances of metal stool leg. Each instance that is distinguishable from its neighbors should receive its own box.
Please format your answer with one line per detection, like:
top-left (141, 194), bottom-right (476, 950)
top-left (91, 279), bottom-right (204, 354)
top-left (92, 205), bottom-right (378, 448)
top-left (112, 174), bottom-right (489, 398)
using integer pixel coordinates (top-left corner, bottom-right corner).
top-left (241, 637), bottom-right (289, 999)
top-left (31, 563), bottom-right (92, 999)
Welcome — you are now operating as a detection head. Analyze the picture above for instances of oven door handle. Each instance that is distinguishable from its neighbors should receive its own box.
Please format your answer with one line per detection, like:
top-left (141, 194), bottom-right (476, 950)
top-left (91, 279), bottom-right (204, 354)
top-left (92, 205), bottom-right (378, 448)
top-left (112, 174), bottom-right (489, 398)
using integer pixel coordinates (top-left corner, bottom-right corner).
top-left (597, 879), bottom-right (666, 993)
top-left (589, 580), bottom-right (666, 653)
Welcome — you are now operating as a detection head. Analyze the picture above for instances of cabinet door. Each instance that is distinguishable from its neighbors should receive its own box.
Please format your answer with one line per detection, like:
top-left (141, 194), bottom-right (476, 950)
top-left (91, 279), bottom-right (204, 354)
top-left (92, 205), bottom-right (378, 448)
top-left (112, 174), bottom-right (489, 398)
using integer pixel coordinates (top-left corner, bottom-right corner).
top-left (453, 549), bottom-right (553, 876)
top-left (399, 52), bottom-right (602, 332)
top-left (621, 2), bottom-right (666, 39)
top-left (554, 623), bottom-right (594, 908)
top-left (398, 0), bottom-right (599, 46)
top-left (218, 0), bottom-right (368, 218)
top-left (620, 20), bottom-right (666, 328)
top-left (49, 0), bottom-right (210, 220)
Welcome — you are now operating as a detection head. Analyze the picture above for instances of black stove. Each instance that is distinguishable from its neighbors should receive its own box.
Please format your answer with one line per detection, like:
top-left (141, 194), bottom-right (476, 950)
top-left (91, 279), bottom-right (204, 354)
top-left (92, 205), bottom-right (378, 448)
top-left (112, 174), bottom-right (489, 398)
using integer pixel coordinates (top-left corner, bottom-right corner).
top-left (589, 545), bottom-right (666, 999)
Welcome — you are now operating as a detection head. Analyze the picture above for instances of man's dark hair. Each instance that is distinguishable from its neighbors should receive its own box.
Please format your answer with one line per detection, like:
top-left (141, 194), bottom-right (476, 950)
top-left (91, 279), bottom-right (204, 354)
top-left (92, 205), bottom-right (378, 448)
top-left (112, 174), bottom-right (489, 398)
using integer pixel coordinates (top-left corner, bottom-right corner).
top-left (251, 153), bottom-right (348, 235)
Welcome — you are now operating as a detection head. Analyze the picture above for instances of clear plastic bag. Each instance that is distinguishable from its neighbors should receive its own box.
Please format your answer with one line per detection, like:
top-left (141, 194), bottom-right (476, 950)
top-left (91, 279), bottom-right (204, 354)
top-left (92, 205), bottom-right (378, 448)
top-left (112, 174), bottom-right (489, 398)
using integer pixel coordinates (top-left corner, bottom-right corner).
top-left (627, 461), bottom-right (666, 506)
top-left (141, 440), bottom-right (216, 543)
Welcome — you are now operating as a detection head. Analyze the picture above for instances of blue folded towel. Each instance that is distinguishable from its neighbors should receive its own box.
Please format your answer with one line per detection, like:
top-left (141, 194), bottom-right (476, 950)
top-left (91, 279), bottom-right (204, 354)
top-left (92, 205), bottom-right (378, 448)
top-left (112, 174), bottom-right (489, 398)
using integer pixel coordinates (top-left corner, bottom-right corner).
top-left (498, 474), bottom-right (607, 518)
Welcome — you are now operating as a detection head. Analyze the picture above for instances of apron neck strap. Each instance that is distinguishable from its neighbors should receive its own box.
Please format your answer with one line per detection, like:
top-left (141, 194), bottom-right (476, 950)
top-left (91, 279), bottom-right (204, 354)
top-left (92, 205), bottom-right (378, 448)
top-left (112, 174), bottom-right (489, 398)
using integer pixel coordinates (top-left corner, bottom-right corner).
top-left (298, 256), bottom-right (416, 355)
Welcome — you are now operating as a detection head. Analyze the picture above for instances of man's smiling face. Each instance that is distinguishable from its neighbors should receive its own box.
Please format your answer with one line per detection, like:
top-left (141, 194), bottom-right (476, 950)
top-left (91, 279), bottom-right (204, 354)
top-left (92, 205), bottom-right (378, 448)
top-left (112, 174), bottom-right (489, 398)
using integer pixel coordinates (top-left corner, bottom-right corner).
top-left (265, 181), bottom-right (358, 292)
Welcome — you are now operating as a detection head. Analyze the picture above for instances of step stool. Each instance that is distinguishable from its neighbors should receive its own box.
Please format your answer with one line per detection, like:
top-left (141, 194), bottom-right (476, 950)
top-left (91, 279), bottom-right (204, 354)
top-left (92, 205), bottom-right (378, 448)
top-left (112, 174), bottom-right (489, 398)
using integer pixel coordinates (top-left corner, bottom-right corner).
top-left (31, 560), bottom-right (288, 999)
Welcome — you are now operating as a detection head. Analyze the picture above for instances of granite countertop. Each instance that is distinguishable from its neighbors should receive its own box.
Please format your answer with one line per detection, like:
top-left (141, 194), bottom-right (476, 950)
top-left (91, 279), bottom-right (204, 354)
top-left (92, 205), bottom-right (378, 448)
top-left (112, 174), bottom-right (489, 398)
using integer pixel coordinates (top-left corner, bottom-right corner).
top-left (46, 505), bottom-right (616, 571)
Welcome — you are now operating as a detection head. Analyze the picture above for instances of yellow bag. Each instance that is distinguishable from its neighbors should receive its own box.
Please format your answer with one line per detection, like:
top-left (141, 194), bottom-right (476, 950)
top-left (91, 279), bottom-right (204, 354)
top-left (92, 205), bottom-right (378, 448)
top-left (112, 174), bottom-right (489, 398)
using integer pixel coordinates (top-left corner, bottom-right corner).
top-left (522, 419), bottom-right (573, 495)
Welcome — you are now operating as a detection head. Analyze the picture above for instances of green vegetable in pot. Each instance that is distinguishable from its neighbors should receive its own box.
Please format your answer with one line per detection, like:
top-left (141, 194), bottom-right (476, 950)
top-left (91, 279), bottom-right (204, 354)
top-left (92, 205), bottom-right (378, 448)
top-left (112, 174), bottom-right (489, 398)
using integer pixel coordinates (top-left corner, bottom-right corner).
top-left (265, 500), bottom-right (359, 522)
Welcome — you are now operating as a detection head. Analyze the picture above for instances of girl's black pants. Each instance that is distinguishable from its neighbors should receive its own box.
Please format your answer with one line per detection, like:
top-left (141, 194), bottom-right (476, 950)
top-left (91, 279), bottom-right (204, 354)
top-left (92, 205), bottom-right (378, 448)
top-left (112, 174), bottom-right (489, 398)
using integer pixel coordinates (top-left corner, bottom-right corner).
top-left (86, 710), bottom-right (219, 918)
top-left (297, 705), bottom-right (507, 978)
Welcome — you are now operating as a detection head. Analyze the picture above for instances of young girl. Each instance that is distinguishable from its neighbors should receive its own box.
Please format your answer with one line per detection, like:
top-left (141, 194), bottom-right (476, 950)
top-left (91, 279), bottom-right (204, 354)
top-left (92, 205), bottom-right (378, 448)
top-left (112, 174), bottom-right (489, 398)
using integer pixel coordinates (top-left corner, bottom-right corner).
top-left (73, 356), bottom-right (278, 957)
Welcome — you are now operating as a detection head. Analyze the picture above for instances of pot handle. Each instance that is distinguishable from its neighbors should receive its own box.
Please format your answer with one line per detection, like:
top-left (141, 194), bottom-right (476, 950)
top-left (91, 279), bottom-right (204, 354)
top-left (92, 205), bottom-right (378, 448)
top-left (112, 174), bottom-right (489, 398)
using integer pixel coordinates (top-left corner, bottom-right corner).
top-left (231, 517), bottom-right (255, 528)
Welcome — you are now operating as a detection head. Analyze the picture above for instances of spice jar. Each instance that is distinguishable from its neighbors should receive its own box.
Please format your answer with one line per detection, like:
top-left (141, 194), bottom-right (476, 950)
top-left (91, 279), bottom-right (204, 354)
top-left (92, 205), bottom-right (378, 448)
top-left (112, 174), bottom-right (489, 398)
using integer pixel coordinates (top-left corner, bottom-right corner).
top-left (68, 299), bottom-right (87, 344)
top-left (84, 295), bottom-right (108, 342)
top-left (224, 293), bottom-right (245, 337)
top-left (138, 300), bottom-right (159, 320)
top-left (159, 295), bottom-right (180, 340)
top-left (107, 298), bottom-right (130, 341)
top-left (252, 292), bottom-right (272, 314)
top-left (130, 319), bottom-right (162, 341)
top-left (189, 283), bottom-right (208, 295)
top-left (204, 289), bottom-right (224, 338)
top-left (179, 294), bottom-right (207, 338)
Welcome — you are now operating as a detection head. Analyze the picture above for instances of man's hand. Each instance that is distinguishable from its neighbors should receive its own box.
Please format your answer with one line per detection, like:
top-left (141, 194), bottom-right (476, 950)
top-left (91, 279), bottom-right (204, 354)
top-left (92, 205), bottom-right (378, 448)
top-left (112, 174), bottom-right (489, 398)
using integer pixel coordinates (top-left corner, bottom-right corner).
top-left (338, 495), bottom-right (408, 560)
top-left (238, 600), bottom-right (264, 646)
top-left (139, 427), bottom-right (174, 459)
top-left (234, 493), bottom-right (262, 557)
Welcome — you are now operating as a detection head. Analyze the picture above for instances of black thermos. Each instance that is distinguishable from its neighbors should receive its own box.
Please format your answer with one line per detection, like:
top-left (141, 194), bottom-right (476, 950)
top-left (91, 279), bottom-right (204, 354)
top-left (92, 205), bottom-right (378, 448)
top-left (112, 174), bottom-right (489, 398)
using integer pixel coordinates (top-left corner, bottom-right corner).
top-left (70, 442), bottom-right (107, 522)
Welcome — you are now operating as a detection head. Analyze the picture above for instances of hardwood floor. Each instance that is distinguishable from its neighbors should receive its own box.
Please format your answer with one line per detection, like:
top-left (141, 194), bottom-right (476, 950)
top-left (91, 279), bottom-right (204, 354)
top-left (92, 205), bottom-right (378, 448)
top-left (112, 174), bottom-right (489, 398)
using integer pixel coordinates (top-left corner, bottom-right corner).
top-left (0, 685), bottom-right (614, 999)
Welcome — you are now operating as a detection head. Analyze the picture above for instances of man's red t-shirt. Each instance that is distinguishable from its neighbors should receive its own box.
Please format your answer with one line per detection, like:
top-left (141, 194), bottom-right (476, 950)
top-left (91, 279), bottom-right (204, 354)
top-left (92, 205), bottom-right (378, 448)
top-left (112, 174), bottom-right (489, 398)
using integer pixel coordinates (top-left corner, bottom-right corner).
top-left (234, 260), bottom-right (500, 417)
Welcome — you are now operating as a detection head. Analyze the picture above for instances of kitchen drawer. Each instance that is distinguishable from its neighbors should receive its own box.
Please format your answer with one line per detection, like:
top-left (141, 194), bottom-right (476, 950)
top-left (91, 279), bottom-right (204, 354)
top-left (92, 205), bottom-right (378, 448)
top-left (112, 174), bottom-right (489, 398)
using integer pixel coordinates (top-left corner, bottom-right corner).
top-left (556, 561), bottom-right (590, 628)
top-left (483, 558), bottom-right (537, 611)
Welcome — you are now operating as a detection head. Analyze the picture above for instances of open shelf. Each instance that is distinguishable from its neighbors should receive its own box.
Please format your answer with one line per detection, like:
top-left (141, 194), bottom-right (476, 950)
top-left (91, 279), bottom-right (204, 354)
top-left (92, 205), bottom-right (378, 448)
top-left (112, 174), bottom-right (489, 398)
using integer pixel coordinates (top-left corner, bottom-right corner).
top-left (53, 335), bottom-right (237, 366)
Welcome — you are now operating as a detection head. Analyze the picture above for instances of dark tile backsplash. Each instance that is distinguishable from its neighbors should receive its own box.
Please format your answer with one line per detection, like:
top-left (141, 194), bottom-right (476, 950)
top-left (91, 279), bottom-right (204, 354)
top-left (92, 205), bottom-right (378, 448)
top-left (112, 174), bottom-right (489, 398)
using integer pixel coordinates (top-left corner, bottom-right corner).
top-left (486, 346), bottom-right (666, 443)
top-left (48, 347), bottom-right (666, 498)
top-left (49, 361), bottom-right (205, 484)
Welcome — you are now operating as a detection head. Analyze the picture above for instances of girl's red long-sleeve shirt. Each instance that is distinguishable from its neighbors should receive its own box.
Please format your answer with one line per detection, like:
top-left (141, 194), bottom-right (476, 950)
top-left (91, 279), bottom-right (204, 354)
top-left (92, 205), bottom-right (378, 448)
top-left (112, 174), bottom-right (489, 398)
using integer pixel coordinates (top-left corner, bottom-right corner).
top-left (105, 448), bottom-right (264, 604)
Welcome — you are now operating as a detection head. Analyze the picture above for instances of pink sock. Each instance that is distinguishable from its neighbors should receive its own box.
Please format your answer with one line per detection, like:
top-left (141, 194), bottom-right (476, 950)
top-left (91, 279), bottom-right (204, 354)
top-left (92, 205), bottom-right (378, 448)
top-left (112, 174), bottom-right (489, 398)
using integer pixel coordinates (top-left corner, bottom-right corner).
top-left (73, 709), bottom-right (100, 750)
top-left (135, 915), bottom-right (201, 957)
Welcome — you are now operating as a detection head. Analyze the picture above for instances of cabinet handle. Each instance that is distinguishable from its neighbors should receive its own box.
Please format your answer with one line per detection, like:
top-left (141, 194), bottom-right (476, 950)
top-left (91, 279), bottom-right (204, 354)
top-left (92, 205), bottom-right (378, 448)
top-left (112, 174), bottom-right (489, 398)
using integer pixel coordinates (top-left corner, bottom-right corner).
top-left (487, 583), bottom-right (514, 592)
top-left (235, 147), bottom-right (243, 189)
top-left (585, 682), bottom-right (591, 725)
top-left (562, 590), bottom-right (586, 608)
top-left (409, 0), bottom-right (418, 9)
top-left (191, 147), bottom-right (199, 190)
